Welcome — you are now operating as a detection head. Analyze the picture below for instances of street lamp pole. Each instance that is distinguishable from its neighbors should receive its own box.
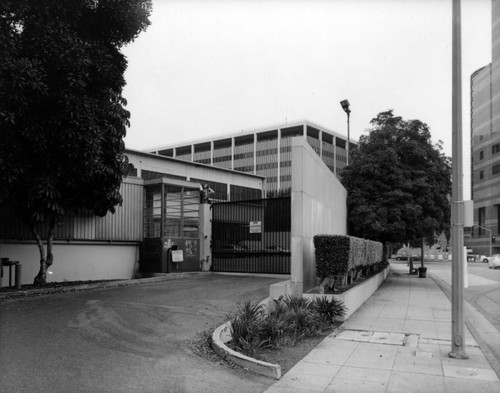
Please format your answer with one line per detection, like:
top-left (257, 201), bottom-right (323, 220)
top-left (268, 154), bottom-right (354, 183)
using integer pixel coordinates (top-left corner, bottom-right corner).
top-left (450, 0), bottom-right (468, 360)
top-left (340, 99), bottom-right (351, 166)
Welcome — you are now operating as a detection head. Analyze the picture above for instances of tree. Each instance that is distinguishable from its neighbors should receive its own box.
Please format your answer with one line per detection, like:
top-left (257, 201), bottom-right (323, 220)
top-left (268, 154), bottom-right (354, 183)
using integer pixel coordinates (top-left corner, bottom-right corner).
top-left (340, 110), bottom-right (452, 251)
top-left (0, 0), bottom-right (152, 283)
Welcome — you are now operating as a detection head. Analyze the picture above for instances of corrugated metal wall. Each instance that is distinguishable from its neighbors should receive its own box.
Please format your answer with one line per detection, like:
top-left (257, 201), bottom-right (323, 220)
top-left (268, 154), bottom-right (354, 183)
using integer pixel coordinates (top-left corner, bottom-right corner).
top-left (95, 180), bottom-right (143, 241)
top-left (0, 179), bottom-right (143, 242)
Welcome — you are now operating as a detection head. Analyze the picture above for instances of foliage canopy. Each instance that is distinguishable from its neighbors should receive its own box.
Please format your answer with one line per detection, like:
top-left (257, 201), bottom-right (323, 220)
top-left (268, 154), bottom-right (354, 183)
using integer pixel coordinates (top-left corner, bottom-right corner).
top-left (0, 0), bottom-right (152, 282)
top-left (340, 110), bottom-right (452, 245)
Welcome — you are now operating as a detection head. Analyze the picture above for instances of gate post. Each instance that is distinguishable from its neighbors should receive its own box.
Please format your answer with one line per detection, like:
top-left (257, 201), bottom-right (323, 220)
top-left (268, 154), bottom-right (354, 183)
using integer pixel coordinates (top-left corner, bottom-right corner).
top-left (199, 204), bottom-right (212, 271)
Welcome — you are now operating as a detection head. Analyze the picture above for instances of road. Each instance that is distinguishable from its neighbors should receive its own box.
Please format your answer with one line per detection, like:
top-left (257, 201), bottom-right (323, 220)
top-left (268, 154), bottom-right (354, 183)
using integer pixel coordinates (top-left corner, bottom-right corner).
top-left (0, 274), bottom-right (283, 393)
top-left (425, 260), bottom-right (500, 333)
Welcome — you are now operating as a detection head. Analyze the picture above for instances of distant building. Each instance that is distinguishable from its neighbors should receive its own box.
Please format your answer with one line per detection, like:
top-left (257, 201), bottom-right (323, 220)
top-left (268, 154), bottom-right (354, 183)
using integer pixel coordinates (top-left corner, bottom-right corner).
top-left (466, 0), bottom-right (500, 255)
top-left (147, 120), bottom-right (356, 195)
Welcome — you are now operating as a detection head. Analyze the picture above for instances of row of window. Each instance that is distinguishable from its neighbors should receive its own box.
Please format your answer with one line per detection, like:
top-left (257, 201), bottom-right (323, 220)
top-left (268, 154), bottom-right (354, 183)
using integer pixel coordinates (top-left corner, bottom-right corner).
top-left (479, 162), bottom-right (500, 178)
top-left (479, 143), bottom-right (500, 159)
top-left (234, 165), bottom-right (254, 172)
top-left (213, 155), bottom-right (231, 163)
top-left (194, 158), bottom-right (211, 164)
top-left (234, 152), bottom-right (254, 160)
top-left (257, 148), bottom-right (278, 157)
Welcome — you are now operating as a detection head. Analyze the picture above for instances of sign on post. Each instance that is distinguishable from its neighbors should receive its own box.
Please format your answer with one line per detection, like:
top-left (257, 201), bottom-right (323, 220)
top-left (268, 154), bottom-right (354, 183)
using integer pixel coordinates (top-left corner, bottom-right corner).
top-left (171, 250), bottom-right (184, 262)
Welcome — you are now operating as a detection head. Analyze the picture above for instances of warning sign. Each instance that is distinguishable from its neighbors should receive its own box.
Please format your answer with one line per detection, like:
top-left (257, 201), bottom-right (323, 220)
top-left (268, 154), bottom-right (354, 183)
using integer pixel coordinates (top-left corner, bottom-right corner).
top-left (249, 221), bottom-right (262, 234)
top-left (171, 250), bottom-right (184, 262)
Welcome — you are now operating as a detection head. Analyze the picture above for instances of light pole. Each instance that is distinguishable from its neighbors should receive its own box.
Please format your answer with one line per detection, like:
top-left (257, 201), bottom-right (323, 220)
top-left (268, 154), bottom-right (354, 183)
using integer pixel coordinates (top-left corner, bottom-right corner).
top-left (475, 225), bottom-right (492, 257)
top-left (340, 99), bottom-right (351, 166)
top-left (450, 0), bottom-right (468, 360)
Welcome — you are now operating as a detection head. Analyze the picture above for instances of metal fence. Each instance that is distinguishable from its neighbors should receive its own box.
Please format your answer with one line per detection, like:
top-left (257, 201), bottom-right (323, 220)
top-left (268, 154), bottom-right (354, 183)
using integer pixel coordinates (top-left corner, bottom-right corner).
top-left (211, 196), bottom-right (291, 274)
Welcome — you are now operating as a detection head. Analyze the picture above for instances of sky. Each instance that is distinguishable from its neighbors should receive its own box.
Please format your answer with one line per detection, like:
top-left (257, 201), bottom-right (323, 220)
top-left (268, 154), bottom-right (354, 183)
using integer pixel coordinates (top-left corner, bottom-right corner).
top-left (122, 0), bottom-right (492, 198)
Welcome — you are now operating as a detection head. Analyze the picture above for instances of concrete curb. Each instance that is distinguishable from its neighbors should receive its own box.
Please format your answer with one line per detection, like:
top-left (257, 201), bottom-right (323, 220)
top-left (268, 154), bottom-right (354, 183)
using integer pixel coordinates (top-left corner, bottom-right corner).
top-left (211, 266), bottom-right (391, 380)
top-left (0, 272), bottom-right (210, 301)
top-left (428, 272), bottom-right (500, 379)
top-left (211, 318), bottom-right (281, 380)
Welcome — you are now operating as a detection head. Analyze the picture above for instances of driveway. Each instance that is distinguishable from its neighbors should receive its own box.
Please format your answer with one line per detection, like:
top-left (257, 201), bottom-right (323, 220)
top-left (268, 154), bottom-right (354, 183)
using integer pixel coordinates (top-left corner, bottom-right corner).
top-left (0, 274), bottom-right (284, 393)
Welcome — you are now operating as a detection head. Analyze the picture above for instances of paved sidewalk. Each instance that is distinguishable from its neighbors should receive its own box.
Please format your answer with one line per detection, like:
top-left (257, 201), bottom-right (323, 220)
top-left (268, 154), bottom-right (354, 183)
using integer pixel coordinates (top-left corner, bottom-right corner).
top-left (264, 263), bottom-right (500, 393)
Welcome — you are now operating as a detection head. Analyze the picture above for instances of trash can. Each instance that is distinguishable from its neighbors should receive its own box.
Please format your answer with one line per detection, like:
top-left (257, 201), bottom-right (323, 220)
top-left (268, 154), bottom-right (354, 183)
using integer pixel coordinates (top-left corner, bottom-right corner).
top-left (418, 267), bottom-right (427, 278)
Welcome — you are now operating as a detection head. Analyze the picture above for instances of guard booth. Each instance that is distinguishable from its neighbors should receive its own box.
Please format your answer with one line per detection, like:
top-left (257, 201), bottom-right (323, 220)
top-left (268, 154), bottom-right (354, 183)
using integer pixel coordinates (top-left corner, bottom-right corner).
top-left (140, 178), bottom-right (201, 273)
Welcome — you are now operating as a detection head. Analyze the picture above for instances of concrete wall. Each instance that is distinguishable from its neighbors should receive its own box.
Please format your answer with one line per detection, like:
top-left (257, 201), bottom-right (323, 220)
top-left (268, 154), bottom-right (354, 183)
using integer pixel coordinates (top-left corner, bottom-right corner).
top-left (0, 242), bottom-right (138, 286)
top-left (290, 137), bottom-right (347, 294)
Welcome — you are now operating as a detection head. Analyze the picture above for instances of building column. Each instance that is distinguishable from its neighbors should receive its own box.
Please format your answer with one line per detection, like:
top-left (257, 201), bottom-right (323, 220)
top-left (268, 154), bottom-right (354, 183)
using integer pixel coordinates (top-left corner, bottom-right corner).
top-left (253, 133), bottom-right (257, 175)
top-left (231, 137), bottom-right (235, 170)
top-left (333, 136), bottom-right (337, 175)
top-left (319, 130), bottom-right (323, 158)
top-left (277, 129), bottom-right (281, 191)
top-left (199, 204), bottom-right (212, 271)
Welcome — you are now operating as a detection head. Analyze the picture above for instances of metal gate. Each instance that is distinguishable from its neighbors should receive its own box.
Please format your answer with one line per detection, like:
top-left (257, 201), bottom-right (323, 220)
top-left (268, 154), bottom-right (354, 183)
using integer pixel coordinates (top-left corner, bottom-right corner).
top-left (211, 197), bottom-right (291, 274)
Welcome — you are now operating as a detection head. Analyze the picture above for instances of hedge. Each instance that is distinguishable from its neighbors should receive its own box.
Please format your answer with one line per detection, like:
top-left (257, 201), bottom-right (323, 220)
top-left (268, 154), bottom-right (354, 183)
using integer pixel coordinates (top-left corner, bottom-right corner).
top-left (313, 235), bottom-right (384, 280)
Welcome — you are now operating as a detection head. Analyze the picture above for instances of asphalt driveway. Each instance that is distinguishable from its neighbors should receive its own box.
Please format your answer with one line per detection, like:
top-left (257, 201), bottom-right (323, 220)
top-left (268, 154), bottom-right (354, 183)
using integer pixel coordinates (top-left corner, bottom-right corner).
top-left (0, 273), bottom-right (284, 393)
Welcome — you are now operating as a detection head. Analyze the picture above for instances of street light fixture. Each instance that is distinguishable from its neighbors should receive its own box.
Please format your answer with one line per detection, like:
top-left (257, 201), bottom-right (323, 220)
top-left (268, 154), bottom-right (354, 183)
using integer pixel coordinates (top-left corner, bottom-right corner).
top-left (340, 99), bottom-right (351, 166)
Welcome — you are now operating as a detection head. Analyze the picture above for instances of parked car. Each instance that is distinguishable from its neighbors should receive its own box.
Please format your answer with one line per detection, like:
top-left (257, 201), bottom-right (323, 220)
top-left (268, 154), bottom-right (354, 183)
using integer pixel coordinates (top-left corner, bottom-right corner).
top-left (479, 255), bottom-right (489, 263)
top-left (488, 254), bottom-right (500, 269)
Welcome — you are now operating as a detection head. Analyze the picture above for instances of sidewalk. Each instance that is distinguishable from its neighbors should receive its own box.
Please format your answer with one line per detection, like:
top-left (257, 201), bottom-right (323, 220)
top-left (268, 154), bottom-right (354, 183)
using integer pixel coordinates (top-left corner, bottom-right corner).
top-left (264, 263), bottom-right (500, 393)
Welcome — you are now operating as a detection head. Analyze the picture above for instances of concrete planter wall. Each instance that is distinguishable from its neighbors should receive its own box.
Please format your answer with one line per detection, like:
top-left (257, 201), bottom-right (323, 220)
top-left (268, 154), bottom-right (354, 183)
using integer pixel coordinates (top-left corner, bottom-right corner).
top-left (270, 264), bottom-right (390, 321)
top-left (304, 265), bottom-right (390, 321)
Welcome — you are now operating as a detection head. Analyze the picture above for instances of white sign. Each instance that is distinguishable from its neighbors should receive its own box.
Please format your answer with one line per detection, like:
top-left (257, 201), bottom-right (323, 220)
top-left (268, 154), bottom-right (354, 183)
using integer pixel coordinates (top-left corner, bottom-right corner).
top-left (249, 221), bottom-right (262, 233)
top-left (171, 250), bottom-right (184, 262)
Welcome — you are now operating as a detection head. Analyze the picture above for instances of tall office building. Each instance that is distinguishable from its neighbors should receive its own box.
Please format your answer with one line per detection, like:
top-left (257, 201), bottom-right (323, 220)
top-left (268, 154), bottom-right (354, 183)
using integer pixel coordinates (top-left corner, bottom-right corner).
top-left (149, 120), bottom-right (355, 196)
top-left (467, 0), bottom-right (500, 255)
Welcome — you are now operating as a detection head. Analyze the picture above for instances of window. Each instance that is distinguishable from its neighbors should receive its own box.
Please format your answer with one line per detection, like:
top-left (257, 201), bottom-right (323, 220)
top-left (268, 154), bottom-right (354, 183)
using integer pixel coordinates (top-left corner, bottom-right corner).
top-left (493, 163), bottom-right (500, 176)
top-left (144, 185), bottom-right (199, 239)
top-left (480, 170), bottom-right (484, 180)
top-left (480, 150), bottom-right (484, 160)
top-left (493, 144), bottom-right (500, 155)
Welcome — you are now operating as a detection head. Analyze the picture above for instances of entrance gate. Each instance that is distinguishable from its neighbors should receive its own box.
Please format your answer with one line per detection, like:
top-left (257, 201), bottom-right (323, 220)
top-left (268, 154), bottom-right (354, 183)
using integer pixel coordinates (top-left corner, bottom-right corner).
top-left (211, 197), bottom-right (291, 274)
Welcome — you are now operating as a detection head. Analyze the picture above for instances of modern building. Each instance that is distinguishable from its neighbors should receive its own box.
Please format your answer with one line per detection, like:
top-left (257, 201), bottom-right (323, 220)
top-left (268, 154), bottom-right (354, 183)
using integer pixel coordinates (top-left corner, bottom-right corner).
top-left (0, 148), bottom-right (265, 285)
top-left (148, 120), bottom-right (356, 195)
top-left (466, 0), bottom-right (500, 256)
top-left (0, 140), bottom-right (348, 294)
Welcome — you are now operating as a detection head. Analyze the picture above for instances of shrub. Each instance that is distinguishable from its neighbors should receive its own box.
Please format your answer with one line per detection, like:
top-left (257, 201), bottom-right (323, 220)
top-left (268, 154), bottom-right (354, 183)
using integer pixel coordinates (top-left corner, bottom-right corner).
top-left (314, 235), bottom-right (350, 278)
top-left (314, 234), bottom-right (385, 286)
top-left (228, 296), bottom-right (346, 356)
top-left (229, 301), bottom-right (270, 356)
top-left (311, 296), bottom-right (346, 322)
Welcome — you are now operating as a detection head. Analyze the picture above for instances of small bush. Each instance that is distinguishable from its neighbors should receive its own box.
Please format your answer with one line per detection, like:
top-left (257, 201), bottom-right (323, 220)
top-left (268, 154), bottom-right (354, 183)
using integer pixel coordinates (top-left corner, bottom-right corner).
top-left (228, 296), bottom-right (346, 357)
top-left (229, 301), bottom-right (270, 356)
top-left (311, 296), bottom-right (346, 322)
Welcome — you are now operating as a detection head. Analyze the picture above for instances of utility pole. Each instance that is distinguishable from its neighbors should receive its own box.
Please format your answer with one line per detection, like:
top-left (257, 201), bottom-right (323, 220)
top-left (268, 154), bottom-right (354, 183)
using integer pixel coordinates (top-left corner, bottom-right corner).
top-left (449, 0), bottom-right (468, 360)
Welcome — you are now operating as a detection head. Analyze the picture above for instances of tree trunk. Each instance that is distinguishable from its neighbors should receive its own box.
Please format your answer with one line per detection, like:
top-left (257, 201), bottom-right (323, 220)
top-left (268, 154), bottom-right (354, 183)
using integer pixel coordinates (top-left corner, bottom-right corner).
top-left (32, 219), bottom-right (55, 285)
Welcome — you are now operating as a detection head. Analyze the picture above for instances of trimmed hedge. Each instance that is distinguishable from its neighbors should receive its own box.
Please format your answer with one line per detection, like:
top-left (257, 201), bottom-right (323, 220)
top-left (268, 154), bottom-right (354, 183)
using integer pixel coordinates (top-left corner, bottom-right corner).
top-left (313, 235), bottom-right (349, 278)
top-left (314, 235), bottom-right (384, 280)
